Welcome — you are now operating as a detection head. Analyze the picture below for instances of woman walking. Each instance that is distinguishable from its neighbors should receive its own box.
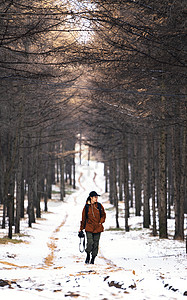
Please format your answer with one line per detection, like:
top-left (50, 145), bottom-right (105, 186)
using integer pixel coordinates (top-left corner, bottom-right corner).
top-left (79, 191), bottom-right (106, 264)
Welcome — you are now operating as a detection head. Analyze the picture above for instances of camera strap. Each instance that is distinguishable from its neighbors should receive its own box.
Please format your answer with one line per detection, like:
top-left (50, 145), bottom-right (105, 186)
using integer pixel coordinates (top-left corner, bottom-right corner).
top-left (79, 236), bottom-right (85, 253)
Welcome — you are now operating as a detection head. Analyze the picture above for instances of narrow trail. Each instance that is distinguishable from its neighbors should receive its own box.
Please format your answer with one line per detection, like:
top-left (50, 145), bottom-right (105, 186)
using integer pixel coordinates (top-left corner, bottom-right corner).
top-left (0, 164), bottom-right (137, 299)
top-left (0, 213), bottom-right (68, 271)
top-left (0, 166), bottom-right (124, 279)
top-left (1, 162), bottom-right (186, 300)
top-left (44, 213), bottom-right (68, 269)
top-left (0, 172), bottom-right (83, 271)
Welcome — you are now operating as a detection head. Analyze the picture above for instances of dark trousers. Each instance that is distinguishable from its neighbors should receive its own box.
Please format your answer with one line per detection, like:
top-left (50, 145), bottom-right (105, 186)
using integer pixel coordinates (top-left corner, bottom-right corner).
top-left (86, 232), bottom-right (101, 257)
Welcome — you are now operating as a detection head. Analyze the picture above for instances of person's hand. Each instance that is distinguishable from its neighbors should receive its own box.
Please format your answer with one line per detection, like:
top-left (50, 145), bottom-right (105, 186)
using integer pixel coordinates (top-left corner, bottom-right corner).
top-left (78, 230), bottom-right (85, 238)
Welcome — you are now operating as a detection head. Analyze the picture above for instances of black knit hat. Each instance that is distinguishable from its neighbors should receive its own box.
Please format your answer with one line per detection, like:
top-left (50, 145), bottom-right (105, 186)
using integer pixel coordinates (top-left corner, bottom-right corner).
top-left (89, 191), bottom-right (100, 197)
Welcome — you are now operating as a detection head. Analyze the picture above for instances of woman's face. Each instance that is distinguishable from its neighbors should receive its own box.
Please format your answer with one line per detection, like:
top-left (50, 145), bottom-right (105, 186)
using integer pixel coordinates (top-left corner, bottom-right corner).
top-left (90, 196), bottom-right (98, 204)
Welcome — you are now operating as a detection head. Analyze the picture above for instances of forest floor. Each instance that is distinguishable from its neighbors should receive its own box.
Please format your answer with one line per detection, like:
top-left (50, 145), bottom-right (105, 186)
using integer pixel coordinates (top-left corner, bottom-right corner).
top-left (0, 157), bottom-right (187, 300)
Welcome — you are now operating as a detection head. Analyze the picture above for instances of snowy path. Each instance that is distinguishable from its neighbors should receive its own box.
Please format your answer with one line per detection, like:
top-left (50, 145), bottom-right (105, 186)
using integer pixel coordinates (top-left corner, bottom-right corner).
top-left (0, 160), bottom-right (187, 300)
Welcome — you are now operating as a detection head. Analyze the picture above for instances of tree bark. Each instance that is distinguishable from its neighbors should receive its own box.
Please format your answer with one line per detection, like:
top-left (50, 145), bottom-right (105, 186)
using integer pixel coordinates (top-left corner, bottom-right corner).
top-left (27, 135), bottom-right (36, 227)
top-left (60, 142), bottom-right (65, 201)
top-left (151, 135), bottom-right (157, 236)
top-left (8, 194), bottom-right (13, 239)
top-left (109, 159), bottom-right (114, 205)
top-left (112, 153), bottom-right (119, 228)
top-left (123, 134), bottom-right (129, 232)
top-left (104, 162), bottom-right (108, 193)
top-left (174, 124), bottom-right (185, 240)
top-left (143, 136), bottom-right (150, 228)
top-left (15, 100), bottom-right (25, 233)
top-left (134, 136), bottom-right (141, 216)
top-left (73, 153), bottom-right (76, 189)
top-left (158, 130), bottom-right (168, 238)
top-left (15, 140), bottom-right (24, 233)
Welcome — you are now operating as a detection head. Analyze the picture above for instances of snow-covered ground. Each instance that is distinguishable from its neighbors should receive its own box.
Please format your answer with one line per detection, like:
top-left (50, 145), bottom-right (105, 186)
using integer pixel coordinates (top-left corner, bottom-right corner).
top-left (0, 155), bottom-right (186, 300)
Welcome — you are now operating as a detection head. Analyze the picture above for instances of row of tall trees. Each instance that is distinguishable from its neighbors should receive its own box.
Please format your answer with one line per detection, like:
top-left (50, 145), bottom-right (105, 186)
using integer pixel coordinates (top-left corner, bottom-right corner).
top-left (0, 0), bottom-right (82, 237)
top-left (78, 0), bottom-right (186, 240)
top-left (0, 0), bottom-right (186, 243)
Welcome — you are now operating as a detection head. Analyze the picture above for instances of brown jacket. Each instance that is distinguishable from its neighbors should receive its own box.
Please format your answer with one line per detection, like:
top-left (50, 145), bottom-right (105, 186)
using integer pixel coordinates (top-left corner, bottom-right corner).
top-left (80, 201), bottom-right (106, 233)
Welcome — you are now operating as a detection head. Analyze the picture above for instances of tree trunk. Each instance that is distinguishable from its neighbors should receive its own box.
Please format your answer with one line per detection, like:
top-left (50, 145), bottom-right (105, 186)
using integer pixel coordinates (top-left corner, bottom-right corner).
top-left (174, 124), bottom-right (185, 240)
top-left (15, 142), bottom-right (24, 233)
top-left (134, 136), bottom-right (141, 216)
top-left (2, 135), bottom-right (15, 229)
top-left (51, 144), bottom-right (56, 185)
top-left (151, 135), bottom-right (157, 236)
top-left (143, 136), bottom-right (150, 228)
top-left (158, 129), bottom-right (168, 238)
top-left (20, 171), bottom-right (25, 218)
top-left (44, 179), bottom-right (48, 212)
top-left (129, 138), bottom-right (134, 208)
top-left (118, 158), bottom-right (123, 202)
top-left (112, 153), bottom-right (119, 228)
top-left (123, 134), bottom-right (129, 232)
top-left (73, 153), bottom-right (76, 189)
top-left (8, 194), bottom-right (13, 239)
top-left (104, 162), bottom-right (108, 193)
top-left (27, 136), bottom-right (36, 227)
top-left (60, 142), bottom-right (65, 201)
top-left (2, 170), bottom-right (6, 229)
top-left (109, 159), bottom-right (114, 205)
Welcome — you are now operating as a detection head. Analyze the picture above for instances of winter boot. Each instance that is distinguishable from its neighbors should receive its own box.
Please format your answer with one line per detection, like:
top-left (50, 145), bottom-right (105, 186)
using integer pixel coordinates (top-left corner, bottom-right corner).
top-left (85, 253), bottom-right (90, 264)
top-left (90, 256), bottom-right (96, 264)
